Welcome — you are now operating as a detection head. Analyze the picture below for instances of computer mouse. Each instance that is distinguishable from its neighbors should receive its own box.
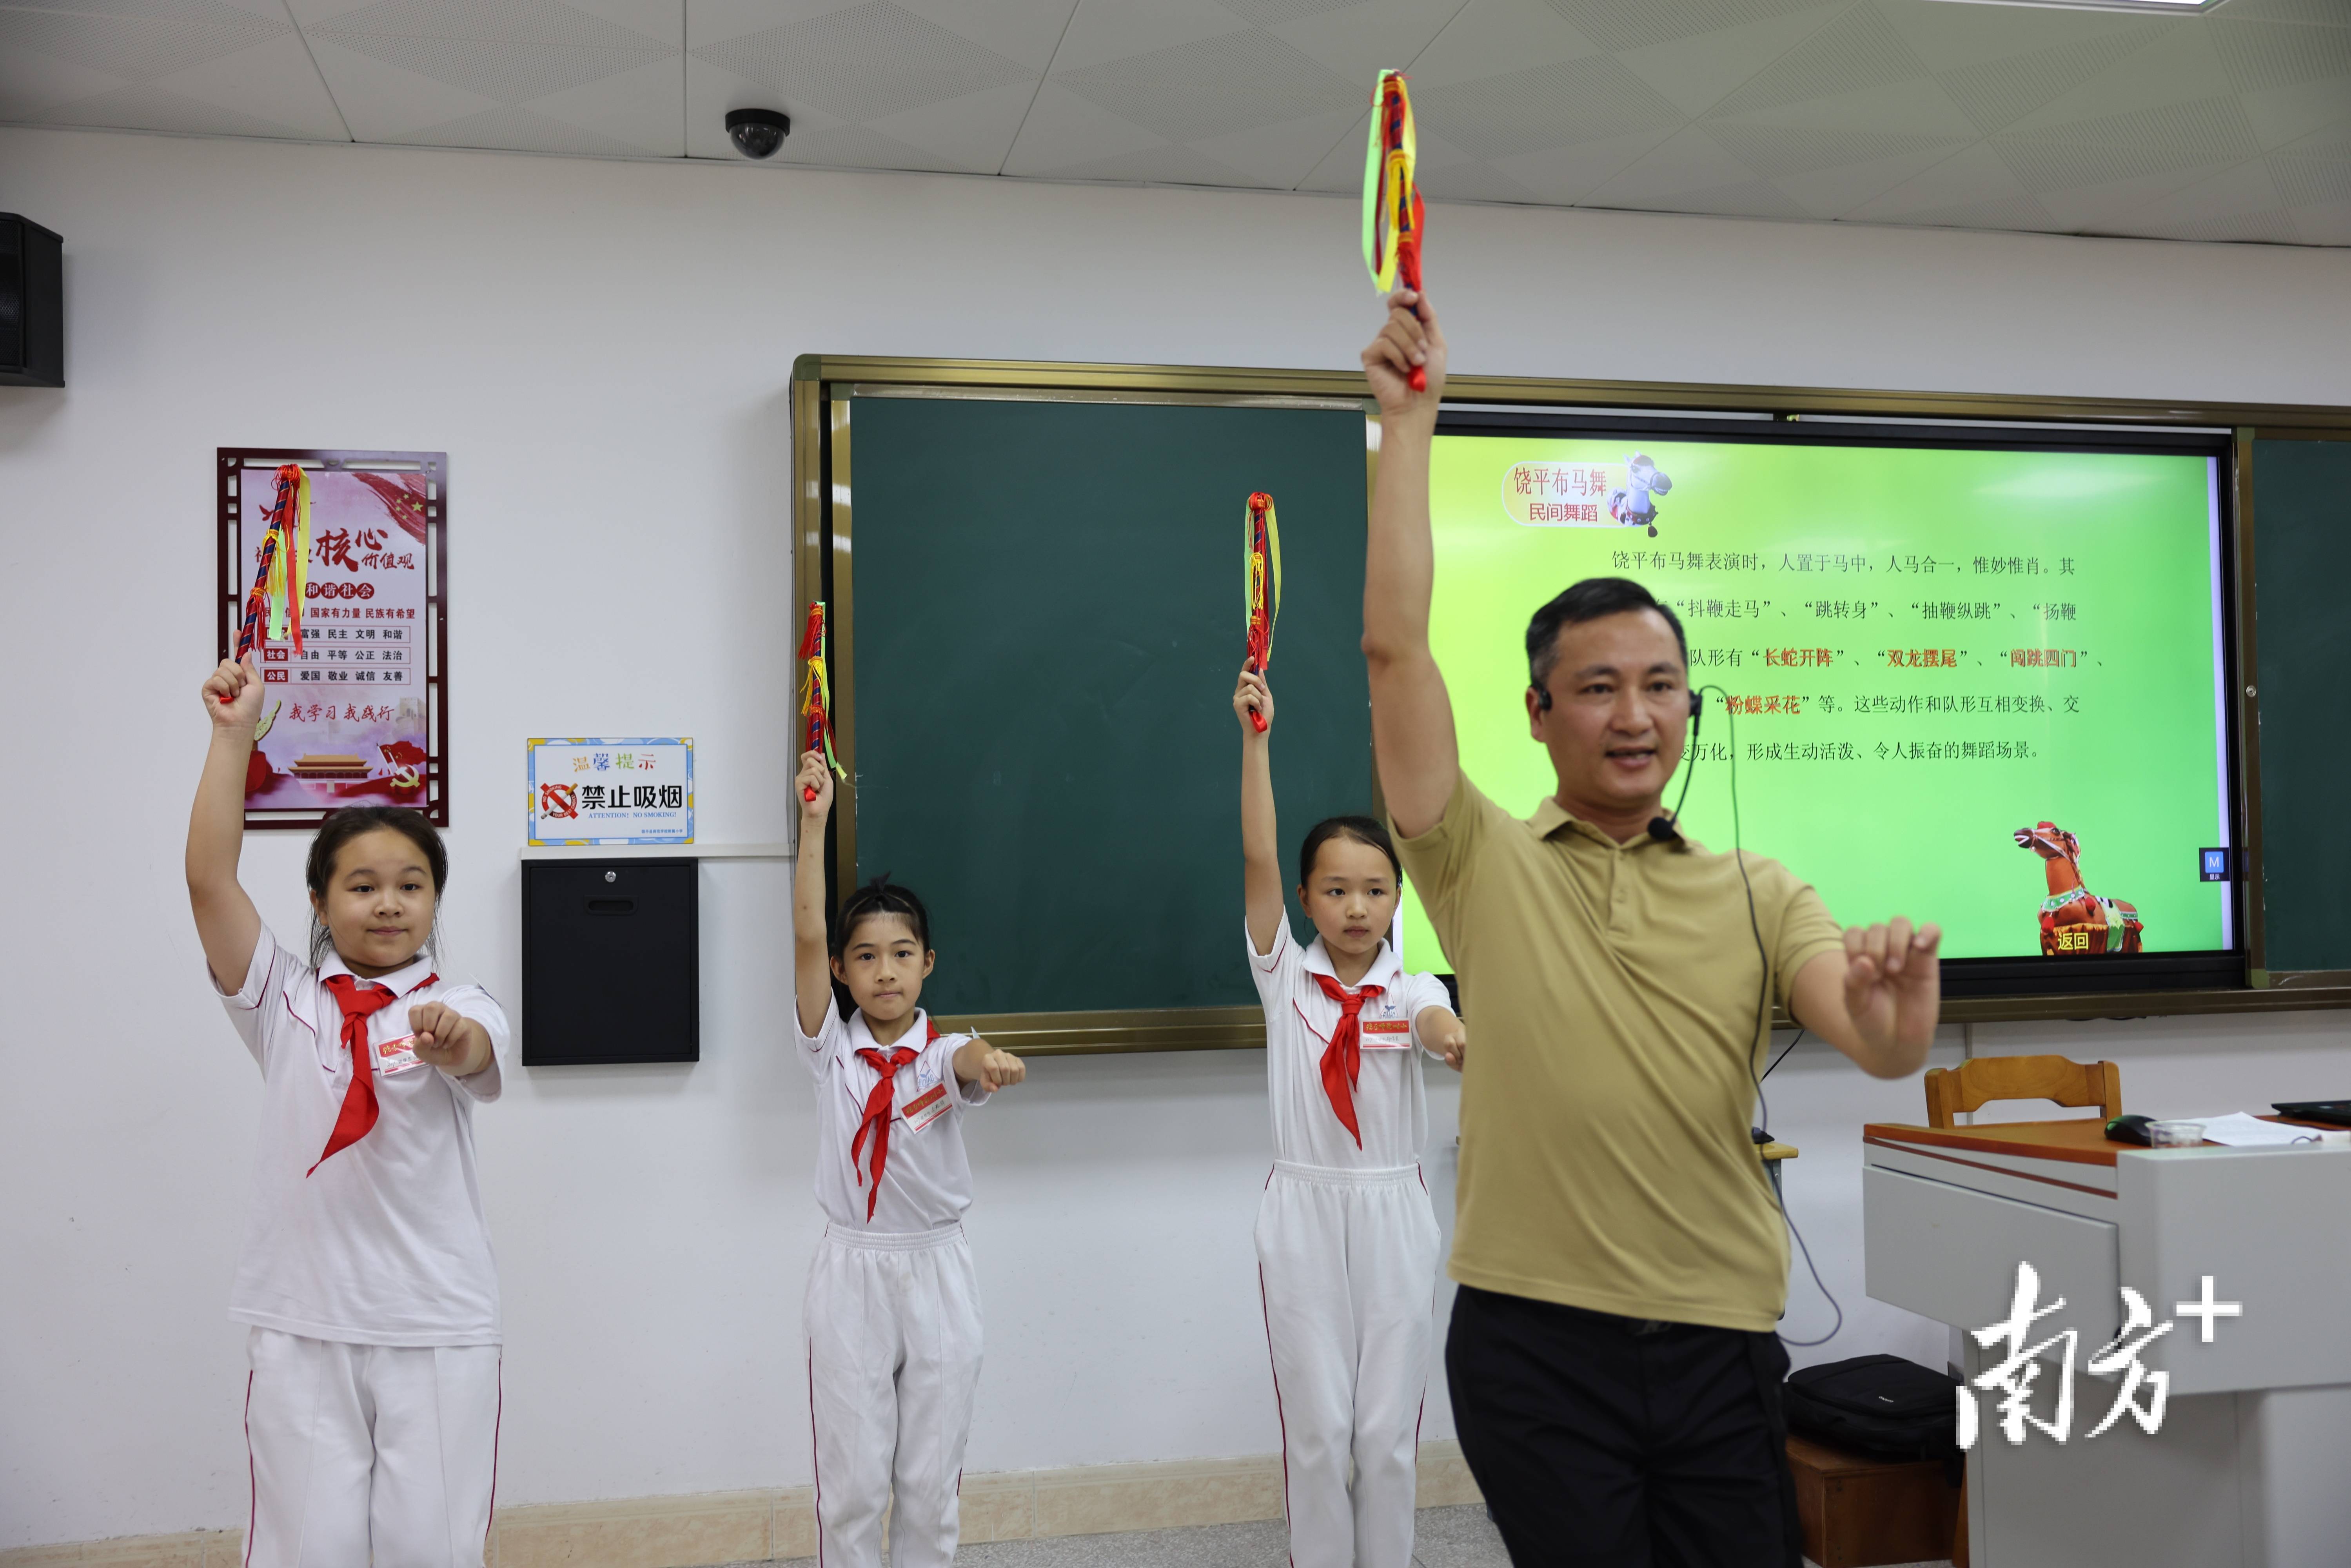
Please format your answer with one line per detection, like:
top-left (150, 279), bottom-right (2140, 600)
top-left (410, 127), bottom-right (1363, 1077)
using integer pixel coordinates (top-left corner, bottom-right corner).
top-left (2105, 1114), bottom-right (2155, 1146)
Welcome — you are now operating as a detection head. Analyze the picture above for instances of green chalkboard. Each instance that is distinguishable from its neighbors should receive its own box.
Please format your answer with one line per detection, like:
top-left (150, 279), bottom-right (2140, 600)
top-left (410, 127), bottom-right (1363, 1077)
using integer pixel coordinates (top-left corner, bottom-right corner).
top-left (2253, 438), bottom-right (2351, 973)
top-left (846, 395), bottom-right (1372, 1015)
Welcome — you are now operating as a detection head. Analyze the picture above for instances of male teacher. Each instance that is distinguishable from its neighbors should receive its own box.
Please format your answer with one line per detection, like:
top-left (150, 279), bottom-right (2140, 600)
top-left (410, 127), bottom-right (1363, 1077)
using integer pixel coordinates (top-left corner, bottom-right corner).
top-left (1359, 289), bottom-right (1943, 1568)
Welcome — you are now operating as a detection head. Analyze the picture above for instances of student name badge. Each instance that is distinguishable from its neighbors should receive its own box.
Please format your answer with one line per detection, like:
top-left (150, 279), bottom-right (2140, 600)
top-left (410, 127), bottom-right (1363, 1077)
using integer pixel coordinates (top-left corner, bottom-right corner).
top-left (1360, 1019), bottom-right (1414, 1050)
top-left (374, 1033), bottom-right (426, 1075)
top-left (902, 1083), bottom-right (950, 1132)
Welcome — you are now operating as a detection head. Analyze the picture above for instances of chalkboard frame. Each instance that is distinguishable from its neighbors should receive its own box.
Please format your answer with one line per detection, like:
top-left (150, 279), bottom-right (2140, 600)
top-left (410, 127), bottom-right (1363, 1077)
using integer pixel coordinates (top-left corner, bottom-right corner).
top-left (792, 356), bottom-right (2351, 1046)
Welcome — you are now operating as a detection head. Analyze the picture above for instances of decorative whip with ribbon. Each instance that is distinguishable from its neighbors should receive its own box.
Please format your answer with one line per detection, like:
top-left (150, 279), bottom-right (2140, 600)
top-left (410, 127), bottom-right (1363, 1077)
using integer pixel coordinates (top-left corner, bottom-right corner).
top-left (799, 599), bottom-right (845, 800)
top-left (1244, 492), bottom-right (1282, 733)
top-left (232, 464), bottom-right (312, 662)
top-left (1362, 69), bottom-right (1426, 391)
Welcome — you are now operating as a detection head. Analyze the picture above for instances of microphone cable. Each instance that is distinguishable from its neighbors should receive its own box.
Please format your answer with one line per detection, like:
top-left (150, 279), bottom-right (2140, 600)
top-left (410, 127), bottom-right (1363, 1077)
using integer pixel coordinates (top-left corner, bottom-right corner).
top-left (1696, 682), bottom-right (1845, 1350)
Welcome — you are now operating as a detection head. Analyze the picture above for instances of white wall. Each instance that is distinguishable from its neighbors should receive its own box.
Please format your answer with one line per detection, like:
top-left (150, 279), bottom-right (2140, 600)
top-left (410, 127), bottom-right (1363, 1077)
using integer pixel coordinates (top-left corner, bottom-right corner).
top-left (4, 125), bottom-right (2349, 1550)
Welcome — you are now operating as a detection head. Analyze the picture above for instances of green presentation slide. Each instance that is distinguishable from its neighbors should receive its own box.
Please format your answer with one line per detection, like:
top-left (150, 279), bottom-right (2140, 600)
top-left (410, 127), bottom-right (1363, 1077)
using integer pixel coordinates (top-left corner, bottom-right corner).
top-left (1402, 433), bottom-right (2229, 967)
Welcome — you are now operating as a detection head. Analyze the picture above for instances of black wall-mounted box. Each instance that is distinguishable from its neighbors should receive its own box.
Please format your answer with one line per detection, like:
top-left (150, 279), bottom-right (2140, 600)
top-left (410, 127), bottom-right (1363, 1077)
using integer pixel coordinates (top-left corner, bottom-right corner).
top-left (522, 859), bottom-right (699, 1065)
top-left (0, 214), bottom-right (64, 388)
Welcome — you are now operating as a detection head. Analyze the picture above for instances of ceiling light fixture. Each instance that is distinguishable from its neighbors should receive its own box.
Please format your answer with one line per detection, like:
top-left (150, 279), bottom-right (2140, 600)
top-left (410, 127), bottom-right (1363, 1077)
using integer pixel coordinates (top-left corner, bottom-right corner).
top-left (1924, 0), bottom-right (2220, 12)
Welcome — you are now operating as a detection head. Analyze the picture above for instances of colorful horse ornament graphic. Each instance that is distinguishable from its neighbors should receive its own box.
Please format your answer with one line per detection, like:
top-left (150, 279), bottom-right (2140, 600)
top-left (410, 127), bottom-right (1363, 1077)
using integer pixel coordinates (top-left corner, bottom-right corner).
top-left (2015, 821), bottom-right (2144, 956)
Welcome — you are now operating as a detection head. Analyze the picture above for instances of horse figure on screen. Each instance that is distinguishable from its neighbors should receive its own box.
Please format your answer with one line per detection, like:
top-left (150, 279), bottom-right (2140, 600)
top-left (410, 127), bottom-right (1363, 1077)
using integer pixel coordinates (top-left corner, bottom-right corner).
top-left (2016, 821), bottom-right (2144, 956)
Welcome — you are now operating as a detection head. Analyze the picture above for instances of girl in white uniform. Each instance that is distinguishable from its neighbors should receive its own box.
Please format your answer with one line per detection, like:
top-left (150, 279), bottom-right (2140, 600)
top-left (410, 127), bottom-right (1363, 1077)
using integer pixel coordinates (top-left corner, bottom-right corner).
top-left (792, 749), bottom-right (1028, 1568)
top-left (1234, 668), bottom-right (1467, 1568)
top-left (187, 657), bottom-right (511, 1568)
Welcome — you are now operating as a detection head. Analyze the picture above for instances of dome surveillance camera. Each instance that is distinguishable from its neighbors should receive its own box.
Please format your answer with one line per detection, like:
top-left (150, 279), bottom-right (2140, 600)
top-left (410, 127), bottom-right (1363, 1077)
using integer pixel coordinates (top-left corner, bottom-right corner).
top-left (726, 108), bottom-right (790, 160)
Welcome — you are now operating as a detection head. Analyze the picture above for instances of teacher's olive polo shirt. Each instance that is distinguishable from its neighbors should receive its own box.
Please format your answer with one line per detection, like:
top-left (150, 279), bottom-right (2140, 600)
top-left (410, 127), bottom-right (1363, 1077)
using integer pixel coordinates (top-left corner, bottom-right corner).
top-left (1397, 774), bottom-right (1844, 1333)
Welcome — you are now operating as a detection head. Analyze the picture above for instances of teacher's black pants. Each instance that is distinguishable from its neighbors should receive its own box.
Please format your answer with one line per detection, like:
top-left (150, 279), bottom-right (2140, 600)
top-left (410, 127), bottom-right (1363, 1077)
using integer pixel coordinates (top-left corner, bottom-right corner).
top-left (1446, 1285), bottom-right (1803, 1568)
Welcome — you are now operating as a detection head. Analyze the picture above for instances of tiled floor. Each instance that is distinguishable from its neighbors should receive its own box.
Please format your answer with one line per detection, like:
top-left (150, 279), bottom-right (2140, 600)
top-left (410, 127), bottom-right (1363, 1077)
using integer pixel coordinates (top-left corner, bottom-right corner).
top-left (739, 1506), bottom-right (1955, 1566)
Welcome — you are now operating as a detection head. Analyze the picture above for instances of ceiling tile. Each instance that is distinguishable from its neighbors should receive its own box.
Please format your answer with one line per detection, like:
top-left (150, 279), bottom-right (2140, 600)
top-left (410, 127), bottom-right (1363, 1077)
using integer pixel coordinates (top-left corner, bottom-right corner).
top-left (1000, 77), bottom-right (1166, 173)
top-left (38, 78), bottom-right (326, 134)
top-left (2214, 0), bottom-right (2350, 20)
top-left (0, 40), bottom-right (127, 116)
top-left (1991, 13), bottom-right (2220, 133)
top-left (1583, 121), bottom-right (1770, 203)
top-left (1705, 72), bottom-right (1979, 139)
top-left (385, 99), bottom-right (658, 151)
top-left (303, 32), bottom-right (501, 134)
top-left (2285, 203), bottom-right (2351, 243)
top-left (148, 27), bottom-right (349, 135)
top-left (891, 0), bottom-right (1072, 69)
top-left (1418, 159), bottom-right (1541, 202)
top-left (1933, 27), bottom-right (2159, 135)
top-left (0, 0), bottom-right (293, 83)
top-left (516, 51), bottom-right (683, 152)
top-left (1609, 2), bottom-right (1843, 119)
top-left (292, 0), bottom-right (678, 142)
top-left (1879, 0), bottom-right (2163, 76)
top-left (1699, 120), bottom-right (1963, 182)
top-left (690, 0), bottom-right (1029, 121)
top-left (1185, 103), bottom-right (1367, 186)
top-left (1487, 124), bottom-right (1675, 201)
top-left (1026, 139), bottom-right (1272, 186)
top-left (1773, 144), bottom-right (1968, 217)
top-left (1705, 1), bottom-right (1929, 120)
top-left (1841, 138), bottom-right (2036, 218)
top-left (2239, 76), bottom-right (2351, 152)
top-left (2124, 153), bottom-right (2289, 226)
top-left (4, 0), bottom-right (2338, 250)
top-left (1049, 23), bottom-right (1361, 143)
top-left (2033, 162), bottom-right (2248, 229)
top-left (1544, 0), bottom-right (1828, 55)
top-left (1218, 0), bottom-right (1391, 24)
top-left (553, 0), bottom-right (677, 47)
top-left (1292, 103), bottom-right (1372, 189)
top-left (1610, 174), bottom-right (1811, 220)
top-left (1402, 0), bottom-right (1595, 89)
top-left (1250, 0), bottom-right (1460, 88)
top-left (2206, 14), bottom-right (2351, 96)
top-left (1042, 0), bottom-right (1249, 74)
top-left (1992, 93), bottom-right (2261, 192)
top-left (860, 77), bottom-right (1043, 173)
top-left (2268, 123), bottom-right (2351, 207)
top-left (1413, 51), bottom-right (1683, 160)
top-left (754, 118), bottom-right (972, 169)
top-left (2271, 154), bottom-right (2351, 208)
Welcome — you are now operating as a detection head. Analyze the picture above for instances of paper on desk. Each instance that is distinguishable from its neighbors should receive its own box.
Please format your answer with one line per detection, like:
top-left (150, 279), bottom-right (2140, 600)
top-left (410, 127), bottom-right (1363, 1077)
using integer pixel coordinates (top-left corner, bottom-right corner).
top-left (2188, 1112), bottom-right (2324, 1147)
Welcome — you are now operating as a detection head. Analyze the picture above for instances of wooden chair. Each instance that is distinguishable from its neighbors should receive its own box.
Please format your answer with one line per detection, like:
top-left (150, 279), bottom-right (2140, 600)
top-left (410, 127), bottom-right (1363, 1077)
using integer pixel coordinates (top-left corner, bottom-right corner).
top-left (1924, 1054), bottom-right (2121, 1129)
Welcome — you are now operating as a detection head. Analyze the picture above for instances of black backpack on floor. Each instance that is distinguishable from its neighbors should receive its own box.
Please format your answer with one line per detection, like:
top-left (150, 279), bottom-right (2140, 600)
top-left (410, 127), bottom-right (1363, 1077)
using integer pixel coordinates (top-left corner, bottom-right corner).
top-left (1783, 1354), bottom-right (1959, 1468)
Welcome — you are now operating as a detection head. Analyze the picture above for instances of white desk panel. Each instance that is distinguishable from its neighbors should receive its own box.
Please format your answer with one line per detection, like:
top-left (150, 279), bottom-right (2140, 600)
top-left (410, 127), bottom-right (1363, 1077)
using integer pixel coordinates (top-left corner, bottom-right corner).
top-left (1865, 1164), bottom-right (2119, 1352)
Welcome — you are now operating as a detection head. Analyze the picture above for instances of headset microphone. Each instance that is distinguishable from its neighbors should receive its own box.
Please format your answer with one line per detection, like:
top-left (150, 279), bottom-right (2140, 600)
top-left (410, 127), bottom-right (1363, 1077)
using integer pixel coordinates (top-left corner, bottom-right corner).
top-left (1647, 688), bottom-right (1707, 842)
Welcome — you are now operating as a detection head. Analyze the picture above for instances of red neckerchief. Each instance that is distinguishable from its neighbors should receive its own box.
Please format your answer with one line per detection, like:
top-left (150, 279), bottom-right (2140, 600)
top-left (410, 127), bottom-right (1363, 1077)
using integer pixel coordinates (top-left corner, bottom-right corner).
top-left (1309, 973), bottom-right (1383, 1149)
top-left (849, 1018), bottom-right (941, 1221)
top-left (310, 967), bottom-right (438, 1175)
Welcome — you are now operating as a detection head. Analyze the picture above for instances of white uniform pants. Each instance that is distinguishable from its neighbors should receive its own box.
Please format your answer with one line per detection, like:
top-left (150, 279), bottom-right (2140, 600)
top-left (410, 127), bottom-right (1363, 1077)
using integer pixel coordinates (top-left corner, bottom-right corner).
top-left (243, 1327), bottom-right (501, 1568)
top-left (806, 1224), bottom-right (984, 1568)
top-left (1256, 1161), bottom-right (1443, 1568)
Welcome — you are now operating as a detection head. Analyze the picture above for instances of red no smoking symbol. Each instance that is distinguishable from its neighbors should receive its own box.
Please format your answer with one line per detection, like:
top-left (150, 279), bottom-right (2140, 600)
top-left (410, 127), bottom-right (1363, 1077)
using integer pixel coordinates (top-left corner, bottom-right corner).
top-left (540, 784), bottom-right (577, 819)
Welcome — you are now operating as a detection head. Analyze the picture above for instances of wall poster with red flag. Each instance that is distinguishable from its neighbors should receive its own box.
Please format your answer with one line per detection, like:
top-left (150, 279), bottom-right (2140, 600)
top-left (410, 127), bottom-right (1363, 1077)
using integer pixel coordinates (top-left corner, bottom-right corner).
top-left (216, 448), bottom-right (450, 828)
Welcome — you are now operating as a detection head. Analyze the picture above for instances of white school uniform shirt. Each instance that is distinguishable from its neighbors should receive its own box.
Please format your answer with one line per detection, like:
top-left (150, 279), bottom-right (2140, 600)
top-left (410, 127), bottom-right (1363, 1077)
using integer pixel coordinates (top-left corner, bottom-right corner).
top-left (214, 923), bottom-right (511, 1347)
top-left (795, 997), bottom-right (991, 1231)
top-left (1248, 920), bottom-right (1455, 1170)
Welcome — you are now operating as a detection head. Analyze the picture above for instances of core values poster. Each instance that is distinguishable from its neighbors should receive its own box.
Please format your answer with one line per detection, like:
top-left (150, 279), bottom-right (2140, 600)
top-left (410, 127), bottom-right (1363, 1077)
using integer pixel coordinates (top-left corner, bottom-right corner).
top-left (227, 456), bottom-right (438, 822)
top-left (1410, 435), bottom-right (2228, 965)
